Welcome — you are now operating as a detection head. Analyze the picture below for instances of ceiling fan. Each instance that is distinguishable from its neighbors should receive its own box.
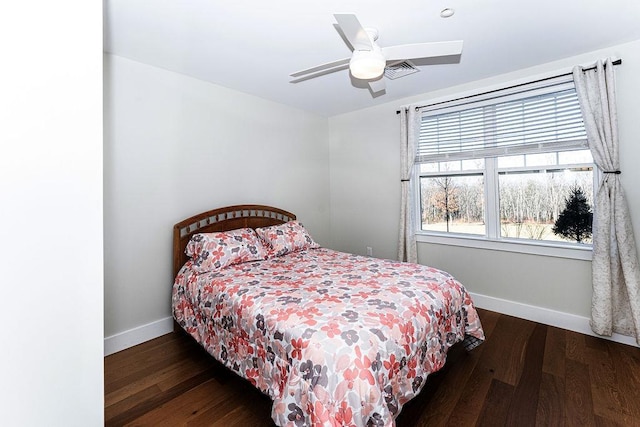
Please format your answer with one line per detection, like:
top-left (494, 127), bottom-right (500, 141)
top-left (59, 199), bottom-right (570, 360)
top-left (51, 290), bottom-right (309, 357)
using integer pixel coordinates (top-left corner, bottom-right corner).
top-left (290, 14), bottom-right (463, 95)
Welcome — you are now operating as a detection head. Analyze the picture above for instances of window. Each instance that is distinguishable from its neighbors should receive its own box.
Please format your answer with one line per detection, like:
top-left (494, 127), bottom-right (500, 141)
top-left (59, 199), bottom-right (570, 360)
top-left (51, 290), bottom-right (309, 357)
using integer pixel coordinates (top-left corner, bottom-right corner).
top-left (415, 77), bottom-right (595, 252)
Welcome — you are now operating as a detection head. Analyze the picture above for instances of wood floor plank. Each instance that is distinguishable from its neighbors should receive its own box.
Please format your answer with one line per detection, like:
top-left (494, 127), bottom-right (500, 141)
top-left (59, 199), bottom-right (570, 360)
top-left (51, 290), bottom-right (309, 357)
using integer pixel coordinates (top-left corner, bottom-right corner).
top-left (608, 340), bottom-right (640, 420)
top-left (585, 333), bottom-right (611, 352)
top-left (106, 357), bottom-right (211, 407)
top-left (594, 414), bottom-right (628, 427)
top-left (587, 342), bottom-right (627, 423)
top-left (565, 358), bottom-right (596, 426)
top-left (106, 332), bottom-right (178, 368)
top-left (106, 367), bottom-right (218, 426)
top-left (565, 329), bottom-right (588, 364)
top-left (104, 311), bottom-right (640, 426)
top-left (542, 325), bottom-right (566, 377)
top-left (593, 410), bottom-right (640, 427)
top-left (106, 337), bottom-right (206, 394)
top-left (476, 379), bottom-right (514, 427)
top-left (476, 314), bottom-right (535, 386)
top-left (444, 359), bottom-right (493, 426)
top-left (124, 378), bottom-right (242, 427)
top-left (535, 372), bottom-right (565, 427)
top-left (505, 322), bottom-right (546, 427)
top-left (193, 393), bottom-right (274, 427)
top-left (105, 385), bottom-right (163, 423)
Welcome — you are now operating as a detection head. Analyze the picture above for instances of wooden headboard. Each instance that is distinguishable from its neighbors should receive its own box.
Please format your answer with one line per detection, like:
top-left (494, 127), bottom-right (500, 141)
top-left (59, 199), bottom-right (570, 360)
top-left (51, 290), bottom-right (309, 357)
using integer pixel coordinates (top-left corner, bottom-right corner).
top-left (173, 204), bottom-right (296, 277)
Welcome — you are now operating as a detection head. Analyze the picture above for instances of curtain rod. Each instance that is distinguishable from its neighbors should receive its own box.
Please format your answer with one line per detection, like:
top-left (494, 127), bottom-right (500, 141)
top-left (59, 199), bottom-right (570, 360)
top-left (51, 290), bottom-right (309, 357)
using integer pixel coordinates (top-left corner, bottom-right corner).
top-left (395, 58), bottom-right (622, 114)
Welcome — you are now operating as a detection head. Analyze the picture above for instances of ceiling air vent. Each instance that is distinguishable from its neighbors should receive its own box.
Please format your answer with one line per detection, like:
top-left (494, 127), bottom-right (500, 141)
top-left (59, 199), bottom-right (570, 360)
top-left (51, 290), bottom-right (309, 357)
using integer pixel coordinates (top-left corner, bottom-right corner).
top-left (384, 61), bottom-right (420, 80)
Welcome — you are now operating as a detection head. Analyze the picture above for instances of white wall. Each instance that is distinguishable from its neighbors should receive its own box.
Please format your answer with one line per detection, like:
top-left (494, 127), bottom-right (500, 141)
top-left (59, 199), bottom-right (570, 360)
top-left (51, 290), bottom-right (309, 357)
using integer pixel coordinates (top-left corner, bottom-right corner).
top-left (329, 39), bottom-right (640, 320)
top-left (104, 54), bottom-right (330, 342)
top-left (329, 108), bottom-right (401, 260)
top-left (0, 1), bottom-right (104, 425)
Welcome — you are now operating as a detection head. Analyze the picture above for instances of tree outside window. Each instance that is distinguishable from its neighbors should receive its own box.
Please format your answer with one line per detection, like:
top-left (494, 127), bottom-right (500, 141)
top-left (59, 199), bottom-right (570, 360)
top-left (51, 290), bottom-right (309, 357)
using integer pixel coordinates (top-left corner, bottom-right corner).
top-left (552, 185), bottom-right (593, 243)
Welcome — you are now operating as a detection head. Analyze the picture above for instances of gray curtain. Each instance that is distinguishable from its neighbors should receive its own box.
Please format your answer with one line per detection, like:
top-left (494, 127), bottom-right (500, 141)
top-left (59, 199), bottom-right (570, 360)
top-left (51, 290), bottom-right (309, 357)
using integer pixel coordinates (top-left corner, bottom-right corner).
top-left (398, 107), bottom-right (419, 263)
top-left (573, 58), bottom-right (640, 344)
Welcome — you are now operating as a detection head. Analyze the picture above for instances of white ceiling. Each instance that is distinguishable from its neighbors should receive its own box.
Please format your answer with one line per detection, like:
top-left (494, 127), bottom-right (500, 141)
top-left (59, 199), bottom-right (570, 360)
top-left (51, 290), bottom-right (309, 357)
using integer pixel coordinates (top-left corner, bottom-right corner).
top-left (104, 0), bottom-right (640, 117)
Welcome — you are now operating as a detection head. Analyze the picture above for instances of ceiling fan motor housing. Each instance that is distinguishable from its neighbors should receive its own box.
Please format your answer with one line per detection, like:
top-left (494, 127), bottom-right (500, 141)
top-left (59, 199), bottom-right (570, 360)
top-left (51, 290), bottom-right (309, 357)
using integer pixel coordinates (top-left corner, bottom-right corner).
top-left (350, 43), bottom-right (386, 79)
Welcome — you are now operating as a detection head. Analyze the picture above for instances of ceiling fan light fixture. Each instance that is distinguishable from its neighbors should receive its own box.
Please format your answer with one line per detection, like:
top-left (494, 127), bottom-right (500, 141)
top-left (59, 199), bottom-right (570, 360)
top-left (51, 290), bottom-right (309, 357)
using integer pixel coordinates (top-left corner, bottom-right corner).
top-left (349, 48), bottom-right (386, 80)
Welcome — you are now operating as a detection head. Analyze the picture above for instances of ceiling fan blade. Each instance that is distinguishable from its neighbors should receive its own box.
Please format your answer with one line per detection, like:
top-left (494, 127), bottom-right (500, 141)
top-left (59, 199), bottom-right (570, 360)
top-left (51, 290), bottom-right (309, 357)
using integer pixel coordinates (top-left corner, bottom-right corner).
top-left (382, 40), bottom-right (463, 61)
top-left (291, 58), bottom-right (351, 78)
top-left (368, 77), bottom-right (386, 94)
top-left (290, 63), bottom-right (350, 83)
top-left (333, 14), bottom-right (373, 51)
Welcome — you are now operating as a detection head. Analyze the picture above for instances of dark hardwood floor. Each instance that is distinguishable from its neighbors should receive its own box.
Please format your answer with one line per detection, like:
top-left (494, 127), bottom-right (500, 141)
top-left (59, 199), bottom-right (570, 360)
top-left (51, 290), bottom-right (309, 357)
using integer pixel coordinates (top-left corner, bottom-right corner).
top-left (105, 309), bottom-right (640, 426)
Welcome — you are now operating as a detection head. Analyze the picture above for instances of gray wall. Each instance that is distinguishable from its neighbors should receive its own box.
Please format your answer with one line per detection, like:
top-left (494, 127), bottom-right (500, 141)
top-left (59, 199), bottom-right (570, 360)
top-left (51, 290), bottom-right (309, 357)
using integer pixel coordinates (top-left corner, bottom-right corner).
top-left (104, 54), bottom-right (330, 337)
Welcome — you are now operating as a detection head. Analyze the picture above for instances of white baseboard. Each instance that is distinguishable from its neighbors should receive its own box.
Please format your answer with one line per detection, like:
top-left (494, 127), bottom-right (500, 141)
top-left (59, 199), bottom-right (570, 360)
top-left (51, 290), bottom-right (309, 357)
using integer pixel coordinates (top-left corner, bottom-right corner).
top-left (104, 316), bottom-right (174, 356)
top-left (470, 292), bottom-right (638, 347)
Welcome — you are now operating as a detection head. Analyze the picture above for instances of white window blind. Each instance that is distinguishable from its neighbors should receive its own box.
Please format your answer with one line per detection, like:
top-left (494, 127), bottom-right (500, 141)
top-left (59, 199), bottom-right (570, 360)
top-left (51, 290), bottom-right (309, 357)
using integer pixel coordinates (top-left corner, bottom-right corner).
top-left (417, 84), bottom-right (587, 163)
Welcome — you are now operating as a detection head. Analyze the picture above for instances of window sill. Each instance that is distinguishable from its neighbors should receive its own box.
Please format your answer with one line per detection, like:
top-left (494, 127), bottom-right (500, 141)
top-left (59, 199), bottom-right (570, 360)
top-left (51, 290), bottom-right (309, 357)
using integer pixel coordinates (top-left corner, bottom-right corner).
top-left (415, 233), bottom-right (592, 261)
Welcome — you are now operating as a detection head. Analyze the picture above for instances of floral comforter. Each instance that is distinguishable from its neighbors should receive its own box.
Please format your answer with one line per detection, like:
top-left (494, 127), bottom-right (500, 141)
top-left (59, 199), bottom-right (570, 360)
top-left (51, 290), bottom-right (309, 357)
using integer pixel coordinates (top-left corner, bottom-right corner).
top-left (172, 248), bottom-right (484, 426)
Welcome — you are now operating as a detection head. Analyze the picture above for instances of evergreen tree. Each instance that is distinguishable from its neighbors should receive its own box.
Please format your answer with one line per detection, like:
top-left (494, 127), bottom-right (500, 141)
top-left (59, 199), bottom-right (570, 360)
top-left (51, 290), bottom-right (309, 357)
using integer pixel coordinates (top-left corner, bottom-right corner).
top-left (552, 185), bottom-right (593, 243)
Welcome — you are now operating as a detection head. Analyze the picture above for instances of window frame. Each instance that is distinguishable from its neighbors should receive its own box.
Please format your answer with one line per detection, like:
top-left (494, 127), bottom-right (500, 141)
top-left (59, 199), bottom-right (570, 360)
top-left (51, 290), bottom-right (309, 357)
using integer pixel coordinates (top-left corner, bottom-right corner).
top-left (414, 155), bottom-right (596, 260)
top-left (412, 80), bottom-right (596, 261)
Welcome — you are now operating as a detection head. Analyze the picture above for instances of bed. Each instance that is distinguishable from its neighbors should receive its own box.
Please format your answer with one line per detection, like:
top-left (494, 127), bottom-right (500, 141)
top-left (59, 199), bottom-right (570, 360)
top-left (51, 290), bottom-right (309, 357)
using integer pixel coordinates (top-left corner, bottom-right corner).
top-left (172, 205), bottom-right (484, 426)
